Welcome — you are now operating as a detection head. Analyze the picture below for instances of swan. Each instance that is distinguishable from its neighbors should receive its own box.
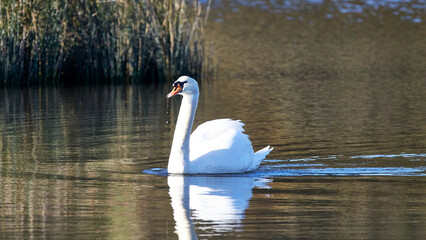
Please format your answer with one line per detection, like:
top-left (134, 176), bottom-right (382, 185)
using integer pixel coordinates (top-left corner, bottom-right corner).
top-left (166, 76), bottom-right (272, 174)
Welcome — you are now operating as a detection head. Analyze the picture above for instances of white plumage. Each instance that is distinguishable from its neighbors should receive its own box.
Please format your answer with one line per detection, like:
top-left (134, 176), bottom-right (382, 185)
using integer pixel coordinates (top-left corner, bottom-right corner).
top-left (166, 76), bottom-right (272, 174)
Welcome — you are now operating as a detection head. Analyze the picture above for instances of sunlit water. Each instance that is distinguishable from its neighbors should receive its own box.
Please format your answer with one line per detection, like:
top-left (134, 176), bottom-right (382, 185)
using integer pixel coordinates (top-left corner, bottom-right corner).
top-left (1, 1), bottom-right (426, 239)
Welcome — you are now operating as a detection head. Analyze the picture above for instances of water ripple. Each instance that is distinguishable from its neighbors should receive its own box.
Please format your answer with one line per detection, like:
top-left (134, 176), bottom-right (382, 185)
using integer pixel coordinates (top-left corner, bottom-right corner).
top-left (144, 152), bottom-right (426, 177)
top-left (350, 153), bottom-right (426, 159)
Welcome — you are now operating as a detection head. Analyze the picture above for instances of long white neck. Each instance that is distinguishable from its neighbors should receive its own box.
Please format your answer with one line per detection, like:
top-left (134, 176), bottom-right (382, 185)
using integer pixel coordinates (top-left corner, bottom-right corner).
top-left (168, 92), bottom-right (199, 173)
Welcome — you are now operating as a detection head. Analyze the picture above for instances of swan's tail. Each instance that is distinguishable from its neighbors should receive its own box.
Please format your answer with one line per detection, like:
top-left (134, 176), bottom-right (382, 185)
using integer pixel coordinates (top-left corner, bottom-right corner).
top-left (250, 145), bottom-right (273, 170)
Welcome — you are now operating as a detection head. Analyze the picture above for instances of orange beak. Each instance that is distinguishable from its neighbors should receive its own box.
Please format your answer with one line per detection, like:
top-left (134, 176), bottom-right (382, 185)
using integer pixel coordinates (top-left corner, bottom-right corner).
top-left (166, 84), bottom-right (183, 99)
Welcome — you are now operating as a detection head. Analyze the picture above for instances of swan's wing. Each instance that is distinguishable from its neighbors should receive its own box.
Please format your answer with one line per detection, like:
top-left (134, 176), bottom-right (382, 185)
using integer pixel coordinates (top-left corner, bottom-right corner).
top-left (189, 119), bottom-right (252, 162)
top-left (192, 118), bottom-right (245, 141)
top-left (189, 118), bottom-right (272, 173)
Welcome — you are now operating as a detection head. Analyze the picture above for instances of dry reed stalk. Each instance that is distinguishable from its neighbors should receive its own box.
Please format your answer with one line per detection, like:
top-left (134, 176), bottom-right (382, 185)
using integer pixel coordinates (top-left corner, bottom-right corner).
top-left (0, 0), bottom-right (212, 87)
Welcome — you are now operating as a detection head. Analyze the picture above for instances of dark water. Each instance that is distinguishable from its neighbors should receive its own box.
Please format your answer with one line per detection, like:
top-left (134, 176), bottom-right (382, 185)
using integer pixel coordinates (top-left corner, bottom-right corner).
top-left (1, 1), bottom-right (426, 239)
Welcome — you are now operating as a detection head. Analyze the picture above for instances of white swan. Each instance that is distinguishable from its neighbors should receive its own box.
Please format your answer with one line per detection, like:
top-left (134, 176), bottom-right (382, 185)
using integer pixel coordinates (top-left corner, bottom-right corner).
top-left (166, 76), bottom-right (272, 174)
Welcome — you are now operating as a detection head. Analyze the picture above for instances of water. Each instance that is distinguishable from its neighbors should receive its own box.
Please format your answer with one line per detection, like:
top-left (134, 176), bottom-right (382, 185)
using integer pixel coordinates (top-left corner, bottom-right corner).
top-left (1, 1), bottom-right (426, 239)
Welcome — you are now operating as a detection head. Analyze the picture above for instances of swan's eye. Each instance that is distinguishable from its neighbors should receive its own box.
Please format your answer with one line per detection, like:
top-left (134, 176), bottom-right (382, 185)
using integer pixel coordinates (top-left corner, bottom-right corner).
top-left (173, 81), bottom-right (187, 89)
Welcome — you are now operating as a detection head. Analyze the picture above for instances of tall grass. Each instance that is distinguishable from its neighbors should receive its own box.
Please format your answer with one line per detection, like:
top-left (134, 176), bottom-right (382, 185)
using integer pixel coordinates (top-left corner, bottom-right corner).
top-left (0, 0), bottom-right (212, 87)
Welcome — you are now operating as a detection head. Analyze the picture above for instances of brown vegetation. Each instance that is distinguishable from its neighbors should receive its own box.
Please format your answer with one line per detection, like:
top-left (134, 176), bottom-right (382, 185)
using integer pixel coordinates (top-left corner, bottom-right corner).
top-left (0, 0), bottom-right (211, 87)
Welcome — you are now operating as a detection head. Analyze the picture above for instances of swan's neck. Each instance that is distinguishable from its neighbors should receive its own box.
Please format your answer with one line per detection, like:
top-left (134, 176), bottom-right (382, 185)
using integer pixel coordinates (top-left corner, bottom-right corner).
top-left (168, 93), bottom-right (199, 173)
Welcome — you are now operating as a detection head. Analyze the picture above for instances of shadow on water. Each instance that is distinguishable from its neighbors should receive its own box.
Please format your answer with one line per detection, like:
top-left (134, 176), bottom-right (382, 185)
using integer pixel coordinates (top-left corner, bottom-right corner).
top-left (144, 151), bottom-right (425, 239)
top-left (165, 175), bottom-right (266, 240)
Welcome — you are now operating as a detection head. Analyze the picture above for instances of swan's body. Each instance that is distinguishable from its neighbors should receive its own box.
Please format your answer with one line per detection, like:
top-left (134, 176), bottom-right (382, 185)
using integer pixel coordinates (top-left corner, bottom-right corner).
top-left (167, 76), bottom-right (272, 174)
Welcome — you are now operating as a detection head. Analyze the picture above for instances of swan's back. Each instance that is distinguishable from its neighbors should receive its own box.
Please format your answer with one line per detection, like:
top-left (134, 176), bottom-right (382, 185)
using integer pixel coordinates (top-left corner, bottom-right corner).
top-left (189, 119), bottom-right (271, 173)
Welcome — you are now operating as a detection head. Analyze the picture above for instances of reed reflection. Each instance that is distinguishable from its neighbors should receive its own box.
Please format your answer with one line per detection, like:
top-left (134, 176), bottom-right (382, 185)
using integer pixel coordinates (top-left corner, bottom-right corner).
top-left (167, 175), bottom-right (269, 239)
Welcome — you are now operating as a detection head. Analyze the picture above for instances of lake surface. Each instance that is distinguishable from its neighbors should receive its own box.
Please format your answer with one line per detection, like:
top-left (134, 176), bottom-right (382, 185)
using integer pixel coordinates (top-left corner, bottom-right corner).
top-left (1, 1), bottom-right (426, 239)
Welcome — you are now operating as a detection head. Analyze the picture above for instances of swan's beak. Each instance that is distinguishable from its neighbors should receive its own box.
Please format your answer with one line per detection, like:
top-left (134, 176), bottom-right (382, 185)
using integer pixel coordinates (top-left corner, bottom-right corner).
top-left (166, 84), bottom-right (183, 99)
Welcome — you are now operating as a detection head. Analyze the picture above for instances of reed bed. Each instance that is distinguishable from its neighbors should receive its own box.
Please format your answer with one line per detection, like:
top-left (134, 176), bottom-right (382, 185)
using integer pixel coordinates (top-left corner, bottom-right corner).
top-left (0, 0), bottom-right (212, 87)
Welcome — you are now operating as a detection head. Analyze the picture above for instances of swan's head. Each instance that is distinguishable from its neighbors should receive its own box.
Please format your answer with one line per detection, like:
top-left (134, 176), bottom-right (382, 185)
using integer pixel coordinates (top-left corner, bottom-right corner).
top-left (166, 76), bottom-right (199, 99)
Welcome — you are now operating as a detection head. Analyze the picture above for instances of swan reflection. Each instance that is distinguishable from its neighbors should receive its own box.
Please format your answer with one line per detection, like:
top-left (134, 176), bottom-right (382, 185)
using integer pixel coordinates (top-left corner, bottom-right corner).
top-left (168, 175), bottom-right (269, 239)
